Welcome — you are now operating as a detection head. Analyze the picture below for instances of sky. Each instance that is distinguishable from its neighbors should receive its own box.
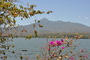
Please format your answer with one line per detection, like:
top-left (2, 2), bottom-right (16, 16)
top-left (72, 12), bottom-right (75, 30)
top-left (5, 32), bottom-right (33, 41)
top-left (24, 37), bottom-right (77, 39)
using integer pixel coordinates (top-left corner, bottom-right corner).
top-left (15, 0), bottom-right (90, 26)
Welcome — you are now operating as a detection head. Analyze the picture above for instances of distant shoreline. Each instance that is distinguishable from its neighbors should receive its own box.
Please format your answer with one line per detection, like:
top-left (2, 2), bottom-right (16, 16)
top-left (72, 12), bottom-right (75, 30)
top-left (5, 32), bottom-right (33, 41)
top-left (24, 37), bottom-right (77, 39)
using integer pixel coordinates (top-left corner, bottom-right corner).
top-left (1, 36), bottom-right (90, 39)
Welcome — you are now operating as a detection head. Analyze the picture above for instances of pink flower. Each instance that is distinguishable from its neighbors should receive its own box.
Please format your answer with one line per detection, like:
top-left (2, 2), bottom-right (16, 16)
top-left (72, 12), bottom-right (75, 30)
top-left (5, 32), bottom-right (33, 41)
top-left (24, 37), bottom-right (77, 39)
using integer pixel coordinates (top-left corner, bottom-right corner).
top-left (84, 55), bottom-right (88, 58)
top-left (70, 57), bottom-right (74, 60)
top-left (49, 40), bottom-right (63, 46)
top-left (55, 40), bottom-right (62, 46)
top-left (61, 39), bottom-right (64, 42)
top-left (49, 41), bottom-right (55, 46)
top-left (80, 49), bottom-right (84, 53)
top-left (61, 47), bottom-right (65, 49)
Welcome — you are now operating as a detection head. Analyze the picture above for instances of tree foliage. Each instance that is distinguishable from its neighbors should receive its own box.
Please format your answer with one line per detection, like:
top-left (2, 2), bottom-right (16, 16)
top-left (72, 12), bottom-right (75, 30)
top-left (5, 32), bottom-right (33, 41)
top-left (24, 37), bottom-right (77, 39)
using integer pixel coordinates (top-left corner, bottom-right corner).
top-left (0, 0), bottom-right (52, 26)
top-left (0, 0), bottom-right (52, 59)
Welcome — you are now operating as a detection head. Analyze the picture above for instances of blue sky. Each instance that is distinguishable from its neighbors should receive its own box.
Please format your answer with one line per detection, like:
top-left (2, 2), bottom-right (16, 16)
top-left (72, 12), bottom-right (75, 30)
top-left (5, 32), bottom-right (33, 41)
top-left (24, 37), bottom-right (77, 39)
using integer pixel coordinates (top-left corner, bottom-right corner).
top-left (16, 0), bottom-right (90, 26)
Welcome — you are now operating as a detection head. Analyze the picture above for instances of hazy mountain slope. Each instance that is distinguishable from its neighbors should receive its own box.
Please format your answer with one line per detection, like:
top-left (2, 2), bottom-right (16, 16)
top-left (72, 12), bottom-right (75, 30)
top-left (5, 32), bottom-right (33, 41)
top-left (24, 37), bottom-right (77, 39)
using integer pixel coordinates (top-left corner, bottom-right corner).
top-left (37, 18), bottom-right (90, 33)
top-left (1, 18), bottom-right (90, 36)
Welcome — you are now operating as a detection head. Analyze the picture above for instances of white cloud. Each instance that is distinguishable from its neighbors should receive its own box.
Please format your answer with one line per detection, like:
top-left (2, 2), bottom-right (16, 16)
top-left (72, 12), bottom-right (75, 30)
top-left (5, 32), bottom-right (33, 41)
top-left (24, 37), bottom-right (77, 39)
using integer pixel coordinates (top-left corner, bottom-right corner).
top-left (78, 16), bottom-right (81, 18)
top-left (84, 17), bottom-right (88, 20)
top-left (78, 16), bottom-right (89, 20)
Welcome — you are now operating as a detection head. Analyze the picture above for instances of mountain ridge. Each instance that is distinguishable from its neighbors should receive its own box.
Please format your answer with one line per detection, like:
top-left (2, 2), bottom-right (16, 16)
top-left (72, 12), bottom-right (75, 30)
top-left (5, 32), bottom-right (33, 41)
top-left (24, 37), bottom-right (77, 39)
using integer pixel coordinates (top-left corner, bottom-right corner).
top-left (1, 18), bottom-right (90, 36)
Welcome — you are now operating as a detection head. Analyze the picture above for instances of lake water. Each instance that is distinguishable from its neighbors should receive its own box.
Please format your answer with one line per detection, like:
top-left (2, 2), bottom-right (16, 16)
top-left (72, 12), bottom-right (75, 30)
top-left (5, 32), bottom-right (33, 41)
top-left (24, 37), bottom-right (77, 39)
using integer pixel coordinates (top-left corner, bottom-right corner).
top-left (0, 38), bottom-right (90, 60)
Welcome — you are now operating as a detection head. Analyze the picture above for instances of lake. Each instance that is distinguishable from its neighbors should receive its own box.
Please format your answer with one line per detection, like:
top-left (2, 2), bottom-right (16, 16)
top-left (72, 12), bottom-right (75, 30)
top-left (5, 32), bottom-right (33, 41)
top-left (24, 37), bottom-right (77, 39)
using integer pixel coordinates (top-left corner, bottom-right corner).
top-left (0, 38), bottom-right (90, 60)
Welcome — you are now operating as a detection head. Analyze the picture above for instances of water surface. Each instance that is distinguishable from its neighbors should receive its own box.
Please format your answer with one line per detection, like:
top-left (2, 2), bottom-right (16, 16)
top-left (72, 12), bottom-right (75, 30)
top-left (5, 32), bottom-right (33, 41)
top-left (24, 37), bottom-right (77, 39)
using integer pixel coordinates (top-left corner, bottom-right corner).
top-left (0, 38), bottom-right (90, 60)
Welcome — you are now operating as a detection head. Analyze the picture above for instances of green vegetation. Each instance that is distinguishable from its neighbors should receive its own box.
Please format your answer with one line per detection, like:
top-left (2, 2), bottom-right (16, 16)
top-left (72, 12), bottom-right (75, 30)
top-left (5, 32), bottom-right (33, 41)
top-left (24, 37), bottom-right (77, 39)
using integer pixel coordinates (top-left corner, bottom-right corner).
top-left (1, 32), bottom-right (90, 39)
top-left (38, 33), bottom-right (90, 39)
